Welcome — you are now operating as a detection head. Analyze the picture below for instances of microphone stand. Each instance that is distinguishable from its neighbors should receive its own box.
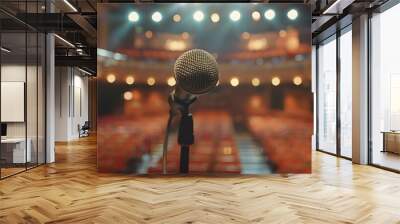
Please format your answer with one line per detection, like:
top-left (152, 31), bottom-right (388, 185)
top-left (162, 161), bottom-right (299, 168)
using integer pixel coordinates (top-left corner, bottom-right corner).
top-left (177, 99), bottom-right (195, 174)
top-left (163, 93), bottom-right (196, 174)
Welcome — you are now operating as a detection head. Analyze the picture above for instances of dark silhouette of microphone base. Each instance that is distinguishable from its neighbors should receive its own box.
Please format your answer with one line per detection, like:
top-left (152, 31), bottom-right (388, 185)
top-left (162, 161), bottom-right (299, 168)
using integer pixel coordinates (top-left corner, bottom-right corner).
top-left (177, 106), bottom-right (194, 174)
top-left (170, 92), bottom-right (196, 174)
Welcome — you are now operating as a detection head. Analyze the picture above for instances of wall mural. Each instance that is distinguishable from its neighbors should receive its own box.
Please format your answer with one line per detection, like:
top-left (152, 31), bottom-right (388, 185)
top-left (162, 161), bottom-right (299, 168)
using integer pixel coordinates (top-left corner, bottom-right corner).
top-left (97, 3), bottom-right (312, 174)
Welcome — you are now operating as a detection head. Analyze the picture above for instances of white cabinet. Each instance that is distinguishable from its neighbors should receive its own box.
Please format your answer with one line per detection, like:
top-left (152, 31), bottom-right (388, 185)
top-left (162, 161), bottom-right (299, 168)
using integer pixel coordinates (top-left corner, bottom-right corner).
top-left (1, 138), bottom-right (32, 163)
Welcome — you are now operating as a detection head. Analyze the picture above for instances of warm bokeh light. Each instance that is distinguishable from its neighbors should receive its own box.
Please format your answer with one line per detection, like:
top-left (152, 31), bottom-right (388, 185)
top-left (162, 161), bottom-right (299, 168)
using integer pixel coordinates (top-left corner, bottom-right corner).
top-left (173, 14), bottom-right (181, 22)
top-left (193, 10), bottom-right (204, 22)
top-left (223, 146), bottom-right (232, 155)
top-left (123, 91), bottom-right (133, 101)
top-left (250, 95), bottom-right (262, 109)
top-left (279, 30), bottom-right (287, 38)
top-left (287, 9), bottom-right (298, 20)
top-left (181, 32), bottom-right (190, 39)
top-left (145, 30), bottom-right (153, 39)
top-left (251, 78), bottom-right (260, 87)
top-left (165, 40), bottom-right (187, 51)
top-left (210, 13), bottom-right (220, 23)
top-left (106, 74), bottom-right (116, 83)
top-left (286, 37), bottom-right (300, 50)
top-left (126, 76), bottom-right (135, 85)
top-left (152, 11), bottom-right (162, 23)
top-left (241, 32), bottom-right (250, 39)
top-left (230, 77), bottom-right (239, 87)
top-left (293, 76), bottom-right (303, 85)
top-left (147, 77), bottom-right (156, 86)
top-left (128, 11), bottom-right (139, 22)
top-left (252, 11), bottom-right (261, 21)
top-left (247, 38), bottom-right (268, 50)
top-left (230, 10), bottom-right (241, 21)
top-left (264, 9), bottom-right (275, 20)
top-left (271, 77), bottom-right (280, 86)
top-left (167, 77), bottom-right (176, 86)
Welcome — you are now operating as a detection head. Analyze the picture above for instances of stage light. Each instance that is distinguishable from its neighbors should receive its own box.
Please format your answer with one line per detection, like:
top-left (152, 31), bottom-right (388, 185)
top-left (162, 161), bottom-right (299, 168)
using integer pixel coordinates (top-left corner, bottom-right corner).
top-left (193, 10), bottom-right (204, 22)
top-left (230, 10), bottom-right (241, 21)
top-left (252, 11), bottom-right (261, 21)
top-left (241, 32), bottom-right (250, 39)
top-left (124, 91), bottom-right (133, 101)
top-left (264, 9), bottom-right (275, 20)
top-left (173, 14), bottom-right (181, 22)
top-left (271, 77), bottom-right (280, 86)
top-left (152, 11), bottom-right (162, 23)
top-left (147, 77), bottom-right (156, 86)
top-left (210, 13), bottom-right (220, 23)
top-left (230, 77), bottom-right (239, 87)
top-left (126, 76), bottom-right (135, 85)
top-left (128, 11), bottom-right (139, 22)
top-left (293, 76), bottom-right (302, 86)
top-left (167, 77), bottom-right (176, 86)
top-left (106, 74), bottom-right (116, 83)
top-left (287, 9), bottom-right (298, 20)
top-left (251, 78), bottom-right (260, 87)
top-left (145, 30), bottom-right (153, 39)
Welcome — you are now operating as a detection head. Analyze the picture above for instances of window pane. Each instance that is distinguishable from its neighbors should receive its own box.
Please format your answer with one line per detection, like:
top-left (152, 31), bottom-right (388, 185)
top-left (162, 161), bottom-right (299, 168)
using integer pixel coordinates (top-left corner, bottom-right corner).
top-left (318, 38), bottom-right (337, 154)
top-left (371, 4), bottom-right (400, 171)
top-left (340, 29), bottom-right (352, 158)
top-left (1, 30), bottom-right (28, 177)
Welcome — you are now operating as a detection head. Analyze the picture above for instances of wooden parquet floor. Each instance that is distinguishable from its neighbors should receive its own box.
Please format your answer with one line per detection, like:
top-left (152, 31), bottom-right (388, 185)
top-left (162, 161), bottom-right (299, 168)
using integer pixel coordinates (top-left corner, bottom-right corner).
top-left (1, 136), bottom-right (400, 224)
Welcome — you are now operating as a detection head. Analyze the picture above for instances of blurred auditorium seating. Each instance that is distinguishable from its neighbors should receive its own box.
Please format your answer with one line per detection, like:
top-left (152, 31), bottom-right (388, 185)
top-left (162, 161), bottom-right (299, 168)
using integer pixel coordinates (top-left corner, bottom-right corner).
top-left (97, 115), bottom-right (167, 172)
top-left (98, 87), bottom-right (313, 174)
top-left (148, 111), bottom-right (241, 174)
top-left (247, 111), bottom-right (312, 173)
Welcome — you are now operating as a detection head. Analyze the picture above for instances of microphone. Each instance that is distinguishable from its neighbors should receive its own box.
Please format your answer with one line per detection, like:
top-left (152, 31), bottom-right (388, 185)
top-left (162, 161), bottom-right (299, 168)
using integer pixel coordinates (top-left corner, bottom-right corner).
top-left (172, 49), bottom-right (219, 103)
top-left (163, 49), bottom-right (219, 174)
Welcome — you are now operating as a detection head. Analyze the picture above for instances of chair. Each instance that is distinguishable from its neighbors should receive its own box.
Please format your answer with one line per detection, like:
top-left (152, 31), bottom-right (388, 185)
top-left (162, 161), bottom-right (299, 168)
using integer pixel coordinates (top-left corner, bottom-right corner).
top-left (79, 121), bottom-right (90, 138)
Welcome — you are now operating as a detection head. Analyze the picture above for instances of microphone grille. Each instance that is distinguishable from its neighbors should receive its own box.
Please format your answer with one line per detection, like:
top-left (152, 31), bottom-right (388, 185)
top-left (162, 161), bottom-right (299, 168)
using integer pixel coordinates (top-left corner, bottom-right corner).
top-left (174, 49), bottom-right (219, 95)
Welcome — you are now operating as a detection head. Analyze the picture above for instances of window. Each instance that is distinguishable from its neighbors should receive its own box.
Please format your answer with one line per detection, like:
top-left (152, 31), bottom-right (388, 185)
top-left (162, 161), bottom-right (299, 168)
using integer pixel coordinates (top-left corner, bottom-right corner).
top-left (317, 36), bottom-right (337, 154)
top-left (339, 29), bottom-right (352, 158)
top-left (371, 3), bottom-right (400, 171)
top-left (0, 2), bottom-right (46, 179)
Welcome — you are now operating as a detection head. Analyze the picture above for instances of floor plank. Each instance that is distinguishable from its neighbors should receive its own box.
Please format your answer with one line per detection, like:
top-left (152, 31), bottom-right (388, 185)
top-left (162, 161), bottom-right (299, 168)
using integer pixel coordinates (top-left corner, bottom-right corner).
top-left (1, 136), bottom-right (400, 224)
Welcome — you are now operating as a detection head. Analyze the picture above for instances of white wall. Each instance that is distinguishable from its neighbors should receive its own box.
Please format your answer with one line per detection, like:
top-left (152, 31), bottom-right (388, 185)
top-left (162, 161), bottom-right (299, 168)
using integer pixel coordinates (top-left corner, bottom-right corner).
top-left (55, 67), bottom-right (89, 141)
top-left (1, 65), bottom-right (35, 138)
top-left (1, 63), bottom-right (46, 164)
